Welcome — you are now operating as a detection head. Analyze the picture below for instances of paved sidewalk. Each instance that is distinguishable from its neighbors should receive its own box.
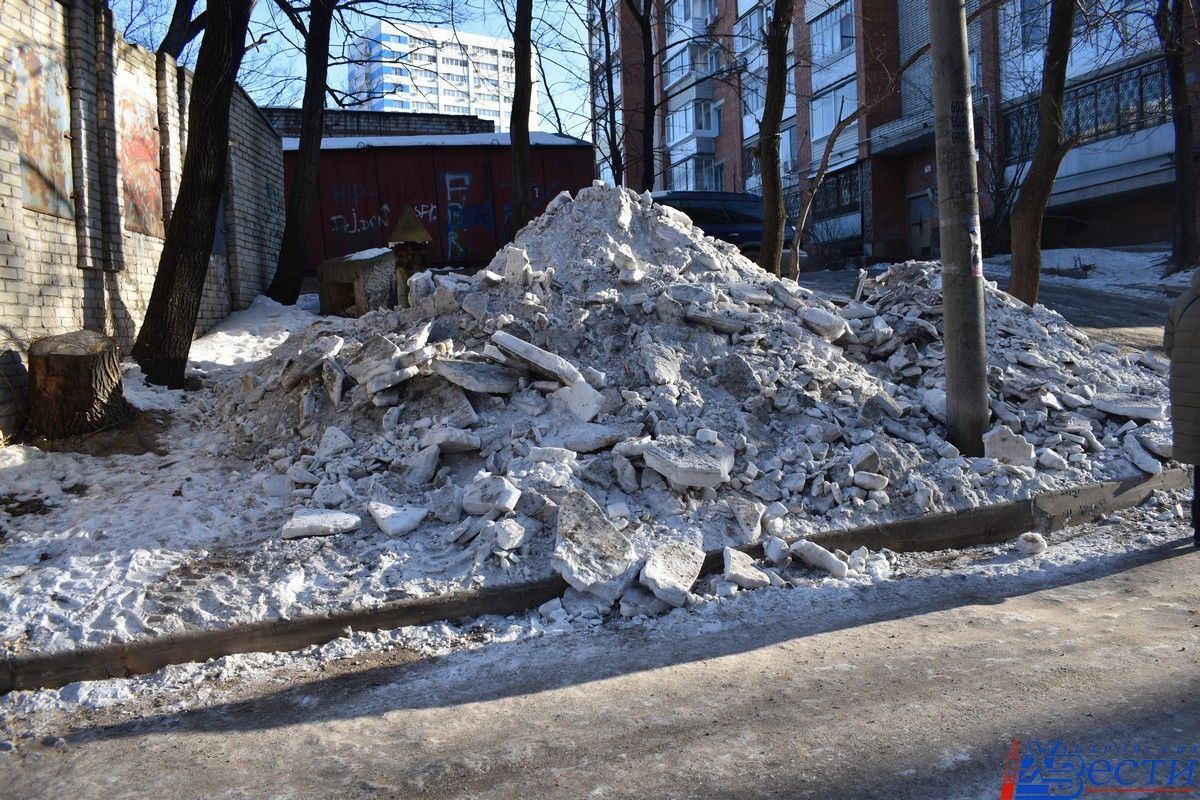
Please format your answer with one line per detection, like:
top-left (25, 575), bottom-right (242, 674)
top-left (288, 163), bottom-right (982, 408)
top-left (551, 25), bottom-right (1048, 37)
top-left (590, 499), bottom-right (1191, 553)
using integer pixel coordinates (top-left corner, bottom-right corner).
top-left (5, 530), bottom-right (1198, 799)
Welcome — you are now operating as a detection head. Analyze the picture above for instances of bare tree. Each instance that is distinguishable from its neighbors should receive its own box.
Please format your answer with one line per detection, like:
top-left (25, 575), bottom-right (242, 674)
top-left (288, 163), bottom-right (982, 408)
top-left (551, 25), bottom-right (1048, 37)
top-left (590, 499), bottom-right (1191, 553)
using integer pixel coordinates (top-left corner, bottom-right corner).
top-left (158, 0), bottom-right (206, 58)
top-left (590, 0), bottom-right (625, 182)
top-left (622, 0), bottom-right (657, 191)
top-left (509, 0), bottom-right (535, 233)
top-left (1155, 0), bottom-right (1198, 275)
top-left (1006, 0), bottom-right (1075, 305)
top-left (757, 0), bottom-right (795, 276)
top-left (266, 0), bottom-right (335, 306)
top-left (132, 0), bottom-right (256, 386)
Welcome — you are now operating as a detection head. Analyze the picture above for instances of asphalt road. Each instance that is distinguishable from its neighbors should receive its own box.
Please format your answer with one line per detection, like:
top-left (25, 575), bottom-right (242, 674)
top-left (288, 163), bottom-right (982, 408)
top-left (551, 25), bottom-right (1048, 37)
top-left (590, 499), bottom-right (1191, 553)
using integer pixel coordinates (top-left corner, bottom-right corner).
top-left (800, 267), bottom-right (1177, 352)
top-left (5, 526), bottom-right (1198, 800)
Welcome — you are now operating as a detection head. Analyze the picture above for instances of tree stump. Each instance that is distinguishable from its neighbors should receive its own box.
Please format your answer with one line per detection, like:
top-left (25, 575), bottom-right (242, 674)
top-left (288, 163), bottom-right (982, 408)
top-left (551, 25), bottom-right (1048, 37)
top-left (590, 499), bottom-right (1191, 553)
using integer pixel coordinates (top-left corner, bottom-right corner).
top-left (27, 331), bottom-right (134, 439)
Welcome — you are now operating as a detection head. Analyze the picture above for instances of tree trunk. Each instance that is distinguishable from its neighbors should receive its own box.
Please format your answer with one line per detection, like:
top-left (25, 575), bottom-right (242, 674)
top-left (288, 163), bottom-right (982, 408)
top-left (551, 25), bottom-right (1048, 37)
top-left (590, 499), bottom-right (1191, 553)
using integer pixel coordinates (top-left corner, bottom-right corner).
top-left (758, 0), bottom-right (795, 277)
top-left (599, 0), bottom-right (625, 184)
top-left (157, 0), bottom-right (204, 59)
top-left (267, 0), bottom-right (335, 305)
top-left (28, 331), bottom-right (133, 439)
top-left (1007, 0), bottom-right (1074, 305)
top-left (509, 0), bottom-right (535, 235)
top-left (1157, 0), bottom-right (1199, 275)
top-left (790, 108), bottom-right (863, 279)
top-left (131, 0), bottom-right (254, 387)
top-left (624, 0), bottom-right (656, 191)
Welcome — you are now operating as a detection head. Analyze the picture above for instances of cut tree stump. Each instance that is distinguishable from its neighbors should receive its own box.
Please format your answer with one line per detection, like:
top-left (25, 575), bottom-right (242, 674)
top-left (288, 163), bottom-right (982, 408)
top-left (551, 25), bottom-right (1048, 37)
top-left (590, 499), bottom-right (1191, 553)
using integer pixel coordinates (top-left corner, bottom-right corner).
top-left (27, 331), bottom-right (134, 439)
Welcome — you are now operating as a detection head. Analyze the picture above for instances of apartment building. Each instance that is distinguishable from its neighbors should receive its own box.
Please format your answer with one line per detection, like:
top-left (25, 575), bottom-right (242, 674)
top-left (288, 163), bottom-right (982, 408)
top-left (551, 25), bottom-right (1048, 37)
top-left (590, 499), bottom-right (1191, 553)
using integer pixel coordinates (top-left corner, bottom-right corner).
top-left (350, 21), bottom-right (538, 133)
top-left (591, 0), bottom-right (1194, 261)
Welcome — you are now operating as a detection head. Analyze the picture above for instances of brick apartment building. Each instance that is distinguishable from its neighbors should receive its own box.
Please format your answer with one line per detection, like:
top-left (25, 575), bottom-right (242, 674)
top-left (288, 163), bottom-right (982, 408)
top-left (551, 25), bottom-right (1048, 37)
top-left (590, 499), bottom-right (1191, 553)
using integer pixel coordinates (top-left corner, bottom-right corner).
top-left (590, 0), bottom-right (1196, 263)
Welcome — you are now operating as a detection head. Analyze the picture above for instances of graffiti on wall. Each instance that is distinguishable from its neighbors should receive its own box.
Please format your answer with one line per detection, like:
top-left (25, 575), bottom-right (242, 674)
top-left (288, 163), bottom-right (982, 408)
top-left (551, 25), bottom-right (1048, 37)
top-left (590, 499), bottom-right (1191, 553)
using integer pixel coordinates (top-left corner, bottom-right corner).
top-left (119, 96), bottom-right (165, 237)
top-left (14, 44), bottom-right (74, 219)
top-left (443, 172), bottom-right (492, 262)
top-left (328, 180), bottom-right (393, 238)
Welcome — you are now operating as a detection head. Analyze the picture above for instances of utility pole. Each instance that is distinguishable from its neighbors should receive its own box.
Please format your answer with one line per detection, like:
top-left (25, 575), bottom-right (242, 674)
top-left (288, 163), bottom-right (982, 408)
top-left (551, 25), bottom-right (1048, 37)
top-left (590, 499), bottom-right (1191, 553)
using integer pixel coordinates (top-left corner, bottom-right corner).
top-left (928, 0), bottom-right (989, 455)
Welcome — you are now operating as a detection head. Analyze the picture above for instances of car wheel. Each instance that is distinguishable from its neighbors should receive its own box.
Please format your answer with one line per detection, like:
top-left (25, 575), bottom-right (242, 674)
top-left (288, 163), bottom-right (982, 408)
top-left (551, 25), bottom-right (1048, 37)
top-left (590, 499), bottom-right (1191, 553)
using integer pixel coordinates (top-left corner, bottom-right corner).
top-left (740, 248), bottom-right (760, 263)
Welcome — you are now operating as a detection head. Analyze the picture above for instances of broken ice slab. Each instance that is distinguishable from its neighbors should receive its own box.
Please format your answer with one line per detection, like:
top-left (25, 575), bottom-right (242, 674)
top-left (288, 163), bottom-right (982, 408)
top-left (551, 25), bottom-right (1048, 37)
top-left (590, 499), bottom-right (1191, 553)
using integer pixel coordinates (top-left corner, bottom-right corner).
top-left (551, 379), bottom-right (605, 422)
top-left (982, 425), bottom-right (1036, 467)
top-left (551, 422), bottom-right (645, 454)
top-left (789, 539), bottom-right (848, 579)
top-left (281, 509), bottom-right (362, 539)
top-left (366, 501), bottom-right (429, 537)
top-left (343, 334), bottom-right (401, 384)
top-left (490, 330), bottom-right (583, 385)
top-left (1091, 392), bottom-right (1166, 421)
top-left (723, 547), bottom-right (770, 589)
top-left (641, 435), bottom-right (735, 489)
top-left (551, 491), bottom-right (641, 603)
top-left (434, 359), bottom-right (521, 394)
top-left (683, 309), bottom-right (748, 334)
top-left (419, 427), bottom-right (481, 454)
top-left (462, 473), bottom-right (522, 515)
top-left (639, 539), bottom-right (705, 607)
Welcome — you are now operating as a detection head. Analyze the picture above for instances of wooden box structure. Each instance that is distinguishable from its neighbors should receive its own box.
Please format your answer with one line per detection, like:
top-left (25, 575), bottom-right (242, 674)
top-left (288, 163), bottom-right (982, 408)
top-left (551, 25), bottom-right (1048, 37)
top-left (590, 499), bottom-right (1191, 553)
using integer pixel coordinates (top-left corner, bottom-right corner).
top-left (316, 248), bottom-right (395, 317)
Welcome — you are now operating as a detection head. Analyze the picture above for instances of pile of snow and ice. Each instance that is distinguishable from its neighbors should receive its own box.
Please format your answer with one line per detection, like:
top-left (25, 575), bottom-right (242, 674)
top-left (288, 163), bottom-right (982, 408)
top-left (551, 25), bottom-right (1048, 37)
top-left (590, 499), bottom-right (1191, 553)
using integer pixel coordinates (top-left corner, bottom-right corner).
top-left (182, 181), bottom-right (1172, 613)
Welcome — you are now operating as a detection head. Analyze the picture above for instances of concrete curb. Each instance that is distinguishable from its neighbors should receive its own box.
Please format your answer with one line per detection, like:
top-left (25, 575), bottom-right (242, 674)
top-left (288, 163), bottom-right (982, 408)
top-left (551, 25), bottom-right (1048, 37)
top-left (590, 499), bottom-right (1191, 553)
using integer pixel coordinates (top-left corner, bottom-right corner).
top-left (1, 468), bottom-right (1187, 694)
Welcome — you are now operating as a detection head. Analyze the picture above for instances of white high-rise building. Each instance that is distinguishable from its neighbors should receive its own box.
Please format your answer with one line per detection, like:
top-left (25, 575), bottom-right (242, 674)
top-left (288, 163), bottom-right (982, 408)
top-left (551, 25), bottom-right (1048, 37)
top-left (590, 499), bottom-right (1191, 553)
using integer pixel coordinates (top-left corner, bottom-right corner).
top-left (350, 21), bottom-right (538, 132)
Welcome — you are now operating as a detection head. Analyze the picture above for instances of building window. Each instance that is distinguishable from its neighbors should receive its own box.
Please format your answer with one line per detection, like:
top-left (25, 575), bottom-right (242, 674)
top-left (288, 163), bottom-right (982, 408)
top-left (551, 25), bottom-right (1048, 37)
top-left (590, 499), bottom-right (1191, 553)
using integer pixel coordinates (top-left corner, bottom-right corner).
top-left (812, 165), bottom-right (860, 220)
top-left (810, 79), bottom-right (856, 141)
top-left (666, 154), bottom-right (720, 191)
top-left (666, 106), bottom-right (692, 143)
top-left (1020, 0), bottom-right (1048, 49)
top-left (744, 144), bottom-right (761, 179)
top-left (780, 124), bottom-right (798, 174)
top-left (735, 4), bottom-right (770, 52)
top-left (811, 0), bottom-right (855, 63)
top-left (742, 72), bottom-right (766, 115)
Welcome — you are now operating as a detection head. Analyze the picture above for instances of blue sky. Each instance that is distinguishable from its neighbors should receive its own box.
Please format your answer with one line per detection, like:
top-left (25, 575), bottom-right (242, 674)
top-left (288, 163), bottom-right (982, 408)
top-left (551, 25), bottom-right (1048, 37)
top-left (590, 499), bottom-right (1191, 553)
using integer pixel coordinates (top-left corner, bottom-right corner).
top-left (111, 0), bottom-right (591, 136)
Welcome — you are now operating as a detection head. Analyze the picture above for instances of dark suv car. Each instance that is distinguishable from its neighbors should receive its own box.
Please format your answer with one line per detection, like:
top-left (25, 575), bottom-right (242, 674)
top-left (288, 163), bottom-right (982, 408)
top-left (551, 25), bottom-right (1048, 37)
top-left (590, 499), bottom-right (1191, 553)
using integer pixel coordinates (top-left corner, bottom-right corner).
top-left (653, 191), bottom-right (808, 272)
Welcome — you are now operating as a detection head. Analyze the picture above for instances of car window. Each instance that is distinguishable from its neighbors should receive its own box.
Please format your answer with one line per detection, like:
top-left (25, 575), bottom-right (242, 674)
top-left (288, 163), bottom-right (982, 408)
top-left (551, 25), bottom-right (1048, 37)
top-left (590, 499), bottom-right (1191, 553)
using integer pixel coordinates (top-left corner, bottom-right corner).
top-left (721, 200), bottom-right (765, 223)
top-left (671, 200), bottom-right (729, 225)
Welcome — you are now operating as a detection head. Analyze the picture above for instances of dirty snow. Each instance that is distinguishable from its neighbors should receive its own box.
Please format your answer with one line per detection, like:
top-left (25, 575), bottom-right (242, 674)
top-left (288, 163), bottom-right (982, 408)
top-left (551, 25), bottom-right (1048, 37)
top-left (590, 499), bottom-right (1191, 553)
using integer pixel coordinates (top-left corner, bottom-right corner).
top-left (985, 247), bottom-right (1186, 301)
top-left (0, 486), bottom-right (1190, 731)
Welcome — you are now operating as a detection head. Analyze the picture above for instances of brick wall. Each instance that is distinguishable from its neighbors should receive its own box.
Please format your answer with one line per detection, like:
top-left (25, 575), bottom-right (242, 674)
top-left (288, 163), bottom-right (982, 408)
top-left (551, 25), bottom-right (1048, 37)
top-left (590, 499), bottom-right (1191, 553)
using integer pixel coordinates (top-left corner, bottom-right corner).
top-left (260, 107), bottom-right (495, 139)
top-left (0, 0), bottom-right (284, 438)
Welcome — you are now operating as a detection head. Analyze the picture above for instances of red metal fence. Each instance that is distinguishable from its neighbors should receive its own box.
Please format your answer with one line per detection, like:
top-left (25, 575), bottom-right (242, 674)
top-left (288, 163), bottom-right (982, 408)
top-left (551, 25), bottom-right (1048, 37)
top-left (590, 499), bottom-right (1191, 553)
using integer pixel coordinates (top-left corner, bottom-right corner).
top-left (284, 140), bottom-right (595, 273)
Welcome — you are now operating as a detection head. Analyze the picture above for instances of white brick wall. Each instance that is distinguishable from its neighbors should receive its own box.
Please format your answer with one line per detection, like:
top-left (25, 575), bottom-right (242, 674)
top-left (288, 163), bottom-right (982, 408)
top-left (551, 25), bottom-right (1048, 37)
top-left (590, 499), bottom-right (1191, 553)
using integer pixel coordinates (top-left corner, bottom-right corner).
top-left (0, 0), bottom-right (284, 438)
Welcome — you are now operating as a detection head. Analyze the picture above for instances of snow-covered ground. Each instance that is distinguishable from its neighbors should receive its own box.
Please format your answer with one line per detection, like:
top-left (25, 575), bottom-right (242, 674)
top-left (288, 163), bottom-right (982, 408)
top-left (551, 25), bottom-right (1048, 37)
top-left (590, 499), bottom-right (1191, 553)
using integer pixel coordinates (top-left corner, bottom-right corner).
top-left (0, 296), bottom-right (320, 653)
top-left (984, 247), bottom-right (1188, 300)
top-left (0, 485), bottom-right (1190, 734)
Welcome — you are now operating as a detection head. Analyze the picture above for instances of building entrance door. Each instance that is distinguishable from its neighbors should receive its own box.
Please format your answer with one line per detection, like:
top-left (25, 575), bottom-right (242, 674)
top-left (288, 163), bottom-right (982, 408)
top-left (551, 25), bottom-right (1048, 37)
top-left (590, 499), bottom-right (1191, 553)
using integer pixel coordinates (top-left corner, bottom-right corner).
top-left (908, 194), bottom-right (932, 259)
